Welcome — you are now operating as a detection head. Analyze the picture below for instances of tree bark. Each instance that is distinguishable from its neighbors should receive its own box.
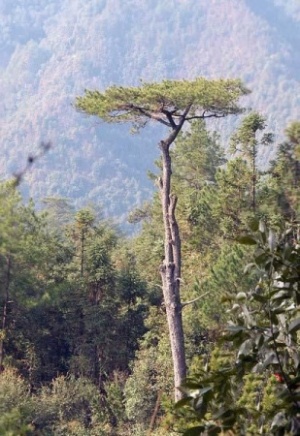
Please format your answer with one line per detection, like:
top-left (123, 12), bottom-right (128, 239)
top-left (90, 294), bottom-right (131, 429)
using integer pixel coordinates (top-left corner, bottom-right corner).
top-left (159, 139), bottom-right (186, 401)
top-left (252, 144), bottom-right (256, 212)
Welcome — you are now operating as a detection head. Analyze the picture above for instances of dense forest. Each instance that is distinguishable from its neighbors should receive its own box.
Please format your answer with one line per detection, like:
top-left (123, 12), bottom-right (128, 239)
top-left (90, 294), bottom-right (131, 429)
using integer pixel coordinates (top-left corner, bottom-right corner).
top-left (2, 1), bottom-right (300, 435)
top-left (2, 89), bottom-right (300, 433)
top-left (0, 0), bottom-right (300, 226)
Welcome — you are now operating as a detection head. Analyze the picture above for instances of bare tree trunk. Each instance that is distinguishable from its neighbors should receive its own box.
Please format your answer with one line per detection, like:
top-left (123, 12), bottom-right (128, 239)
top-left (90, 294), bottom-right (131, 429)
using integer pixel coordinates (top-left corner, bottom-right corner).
top-left (0, 256), bottom-right (11, 371)
top-left (80, 228), bottom-right (85, 277)
top-left (252, 145), bottom-right (256, 212)
top-left (159, 139), bottom-right (186, 401)
top-left (148, 390), bottom-right (162, 435)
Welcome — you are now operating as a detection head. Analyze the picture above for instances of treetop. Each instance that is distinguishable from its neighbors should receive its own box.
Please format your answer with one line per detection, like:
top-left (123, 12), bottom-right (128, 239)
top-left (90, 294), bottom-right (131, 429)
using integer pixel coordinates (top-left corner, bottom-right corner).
top-left (285, 121), bottom-right (300, 145)
top-left (76, 78), bottom-right (250, 129)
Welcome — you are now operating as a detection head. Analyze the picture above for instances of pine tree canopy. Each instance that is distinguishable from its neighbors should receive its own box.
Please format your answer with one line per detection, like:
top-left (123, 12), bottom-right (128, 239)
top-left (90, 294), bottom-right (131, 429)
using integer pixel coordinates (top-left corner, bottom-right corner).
top-left (76, 78), bottom-right (250, 129)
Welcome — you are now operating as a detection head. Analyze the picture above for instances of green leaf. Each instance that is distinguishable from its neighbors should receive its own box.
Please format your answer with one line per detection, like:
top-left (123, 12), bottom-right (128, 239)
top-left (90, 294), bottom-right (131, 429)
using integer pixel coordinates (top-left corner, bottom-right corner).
top-left (226, 325), bottom-right (245, 333)
top-left (268, 229), bottom-right (277, 251)
top-left (270, 290), bottom-right (290, 300)
top-left (248, 219), bottom-right (259, 232)
top-left (183, 426), bottom-right (206, 436)
top-left (244, 262), bottom-right (256, 273)
top-left (175, 397), bottom-right (193, 409)
top-left (271, 412), bottom-right (287, 430)
top-left (236, 236), bottom-right (257, 245)
top-left (270, 311), bottom-right (279, 325)
top-left (263, 351), bottom-right (278, 368)
top-left (238, 339), bottom-right (253, 359)
top-left (288, 318), bottom-right (300, 334)
top-left (207, 426), bottom-right (222, 435)
top-left (193, 398), bottom-right (208, 417)
top-left (252, 362), bottom-right (264, 373)
top-left (290, 349), bottom-right (300, 369)
top-left (254, 252), bottom-right (269, 267)
top-left (236, 292), bottom-right (247, 301)
top-left (255, 334), bottom-right (264, 348)
top-left (259, 220), bottom-right (267, 235)
top-left (197, 386), bottom-right (213, 396)
top-left (212, 407), bottom-right (232, 420)
top-left (273, 307), bottom-right (289, 315)
top-left (252, 293), bottom-right (267, 303)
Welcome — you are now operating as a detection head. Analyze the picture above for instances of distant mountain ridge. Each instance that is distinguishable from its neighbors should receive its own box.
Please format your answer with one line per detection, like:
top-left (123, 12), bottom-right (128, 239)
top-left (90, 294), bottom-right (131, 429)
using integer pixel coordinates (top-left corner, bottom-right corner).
top-left (1, 0), bottom-right (299, 228)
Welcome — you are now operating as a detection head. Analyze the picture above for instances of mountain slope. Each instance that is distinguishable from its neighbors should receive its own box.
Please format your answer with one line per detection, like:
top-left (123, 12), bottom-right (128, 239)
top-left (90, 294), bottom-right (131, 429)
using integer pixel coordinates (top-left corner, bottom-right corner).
top-left (1, 0), bottom-right (299, 227)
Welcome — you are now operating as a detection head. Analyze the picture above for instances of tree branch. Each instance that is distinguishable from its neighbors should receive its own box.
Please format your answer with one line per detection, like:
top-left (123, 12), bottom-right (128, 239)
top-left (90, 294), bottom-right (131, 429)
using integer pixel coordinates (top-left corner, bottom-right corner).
top-left (179, 103), bottom-right (193, 126)
top-left (162, 109), bottom-right (177, 129)
top-left (181, 292), bottom-right (209, 309)
top-left (13, 142), bottom-right (52, 186)
top-left (147, 390), bottom-right (162, 435)
top-left (127, 104), bottom-right (171, 127)
top-left (185, 113), bottom-right (226, 121)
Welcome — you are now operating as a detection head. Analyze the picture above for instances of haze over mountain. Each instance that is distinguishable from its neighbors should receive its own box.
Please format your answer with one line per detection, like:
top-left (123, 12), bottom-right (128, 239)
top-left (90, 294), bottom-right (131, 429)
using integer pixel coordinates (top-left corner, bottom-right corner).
top-left (1, 0), bottom-right (299, 227)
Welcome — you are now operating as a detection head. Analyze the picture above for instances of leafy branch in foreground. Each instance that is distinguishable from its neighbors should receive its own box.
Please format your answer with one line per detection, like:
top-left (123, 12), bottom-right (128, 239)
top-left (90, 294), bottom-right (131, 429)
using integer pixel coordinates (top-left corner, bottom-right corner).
top-left (12, 141), bottom-right (52, 186)
top-left (177, 220), bottom-right (300, 435)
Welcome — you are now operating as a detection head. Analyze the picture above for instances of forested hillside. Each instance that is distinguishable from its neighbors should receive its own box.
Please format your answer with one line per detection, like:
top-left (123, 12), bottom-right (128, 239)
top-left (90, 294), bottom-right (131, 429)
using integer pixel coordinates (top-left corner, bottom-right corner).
top-left (1, 0), bottom-right (300, 225)
top-left (2, 111), bottom-right (300, 434)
